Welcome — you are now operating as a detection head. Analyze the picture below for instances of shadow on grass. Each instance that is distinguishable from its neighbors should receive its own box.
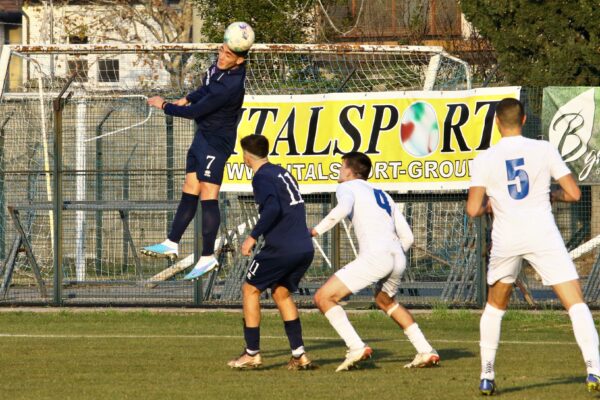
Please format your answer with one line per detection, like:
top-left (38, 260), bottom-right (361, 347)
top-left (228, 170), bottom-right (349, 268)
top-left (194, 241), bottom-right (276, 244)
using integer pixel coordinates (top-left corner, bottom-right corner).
top-left (262, 357), bottom-right (382, 372)
top-left (499, 375), bottom-right (586, 395)
top-left (265, 337), bottom-right (390, 357)
top-left (373, 347), bottom-right (474, 367)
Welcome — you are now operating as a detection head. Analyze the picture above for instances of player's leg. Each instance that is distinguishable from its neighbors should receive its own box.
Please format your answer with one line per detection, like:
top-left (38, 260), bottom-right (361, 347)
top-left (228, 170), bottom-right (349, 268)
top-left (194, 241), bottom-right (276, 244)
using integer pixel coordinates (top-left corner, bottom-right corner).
top-left (272, 284), bottom-right (313, 370)
top-left (552, 279), bottom-right (600, 392)
top-left (141, 166), bottom-right (201, 259)
top-left (478, 254), bottom-right (521, 395)
top-left (184, 146), bottom-right (228, 280)
top-left (527, 249), bottom-right (600, 392)
top-left (375, 291), bottom-right (439, 368)
top-left (314, 264), bottom-right (373, 372)
top-left (227, 281), bottom-right (263, 369)
top-left (183, 181), bottom-right (221, 280)
top-left (479, 280), bottom-right (512, 395)
top-left (374, 254), bottom-right (439, 368)
top-left (273, 252), bottom-right (315, 370)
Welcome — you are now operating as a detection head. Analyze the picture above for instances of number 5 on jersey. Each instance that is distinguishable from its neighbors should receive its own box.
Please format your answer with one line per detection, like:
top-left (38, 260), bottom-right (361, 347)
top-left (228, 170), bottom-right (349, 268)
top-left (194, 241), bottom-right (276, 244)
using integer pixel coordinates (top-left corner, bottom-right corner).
top-left (505, 158), bottom-right (529, 200)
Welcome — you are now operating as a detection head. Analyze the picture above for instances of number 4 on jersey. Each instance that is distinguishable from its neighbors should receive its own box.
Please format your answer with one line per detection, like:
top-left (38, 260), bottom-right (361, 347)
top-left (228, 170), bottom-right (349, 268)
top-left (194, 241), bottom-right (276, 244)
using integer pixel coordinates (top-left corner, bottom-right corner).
top-left (373, 189), bottom-right (392, 216)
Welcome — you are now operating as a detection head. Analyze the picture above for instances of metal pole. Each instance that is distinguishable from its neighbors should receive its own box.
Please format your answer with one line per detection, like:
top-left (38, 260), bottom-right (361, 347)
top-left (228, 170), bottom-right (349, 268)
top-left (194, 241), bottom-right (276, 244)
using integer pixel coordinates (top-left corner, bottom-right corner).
top-left (0, 113), bottom-right (11, 260)
top-left (192, 122), bottom-right (203, 304)
top-left (166, 115), bottom-right (174, 226)
top-left (48, 0), bottom-right (54, 79)
top-left (95, 110), bottom-right (114, 275)
top-left (52, 99), bottom-right (63, 305)
top-left (52, 74), bottom-right (74, 306)
top-left (331, 193), bottom-right (340, 270)
top-left (476, 216), bottom-right (488, 308)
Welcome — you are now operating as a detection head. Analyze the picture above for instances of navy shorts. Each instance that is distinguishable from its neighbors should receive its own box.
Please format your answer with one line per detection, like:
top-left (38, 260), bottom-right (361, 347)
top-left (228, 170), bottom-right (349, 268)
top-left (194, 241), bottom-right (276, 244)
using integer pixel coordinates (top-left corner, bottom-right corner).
top-left (186, 135), bottom-right (229, 185)
top-left (245, 251), bottom-right (314, 292)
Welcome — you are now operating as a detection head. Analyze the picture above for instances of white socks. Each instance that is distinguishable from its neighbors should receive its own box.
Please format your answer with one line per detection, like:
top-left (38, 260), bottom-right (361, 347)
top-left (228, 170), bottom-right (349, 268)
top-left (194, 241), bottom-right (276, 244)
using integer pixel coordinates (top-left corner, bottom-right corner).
top-left (568, 303), bottom-right (600, 375)
top-left (292, 346), bottom-right (305, 357)
top-left (162, 239), bottom-right (178, 250)
top-left (404, 323), bottom-right (433, 354)
top-left (324, 305), bottom-right (365, 351)
top-left (480, 303), bottom-right (505, 380)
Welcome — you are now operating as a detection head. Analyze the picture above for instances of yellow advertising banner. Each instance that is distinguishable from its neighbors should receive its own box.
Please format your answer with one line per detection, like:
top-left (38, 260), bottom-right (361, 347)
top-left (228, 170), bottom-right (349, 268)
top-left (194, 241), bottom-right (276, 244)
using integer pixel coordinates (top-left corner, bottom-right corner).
top-left (223, 87), bottom-right (521, 192)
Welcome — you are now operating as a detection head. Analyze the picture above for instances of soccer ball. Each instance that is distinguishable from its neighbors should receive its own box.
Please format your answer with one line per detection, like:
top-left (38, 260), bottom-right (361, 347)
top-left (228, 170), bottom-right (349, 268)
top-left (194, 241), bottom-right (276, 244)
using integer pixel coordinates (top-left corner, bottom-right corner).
top-left (224, 22), bottom-right (255, 53)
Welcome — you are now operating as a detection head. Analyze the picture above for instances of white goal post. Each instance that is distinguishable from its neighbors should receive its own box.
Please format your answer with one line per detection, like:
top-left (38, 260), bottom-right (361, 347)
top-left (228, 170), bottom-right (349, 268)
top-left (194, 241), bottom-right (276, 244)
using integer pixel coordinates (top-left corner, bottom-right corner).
top-left (0, 42), bottom-right (471, 286)
top-left (0, 42), bottom-right (471, 100)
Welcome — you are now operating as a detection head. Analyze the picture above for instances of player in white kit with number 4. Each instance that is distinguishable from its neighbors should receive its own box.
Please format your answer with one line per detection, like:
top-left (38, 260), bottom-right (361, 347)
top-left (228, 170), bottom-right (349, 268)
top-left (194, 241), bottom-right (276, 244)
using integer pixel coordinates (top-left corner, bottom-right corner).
top-left (467, 98), bottom-right (600, 395)
top-left (312, 152), bottom-right (439, 372)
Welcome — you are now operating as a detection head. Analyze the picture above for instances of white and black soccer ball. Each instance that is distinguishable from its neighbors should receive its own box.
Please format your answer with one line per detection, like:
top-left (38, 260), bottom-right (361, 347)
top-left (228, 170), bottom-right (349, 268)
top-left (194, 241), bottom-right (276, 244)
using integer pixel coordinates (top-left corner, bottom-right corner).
top-left (224, 22), bottom-right (255, 53)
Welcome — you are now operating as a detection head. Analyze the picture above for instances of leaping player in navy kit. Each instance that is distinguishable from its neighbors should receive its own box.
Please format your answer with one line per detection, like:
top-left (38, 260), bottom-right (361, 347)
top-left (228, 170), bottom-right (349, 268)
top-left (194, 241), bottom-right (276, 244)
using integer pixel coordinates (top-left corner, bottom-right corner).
top-left (227, 135), bottom-right (315, 370)
top-left (143, 24), bottom-right (253, 280)
top-left (312, 152), bottom-right (439, 372)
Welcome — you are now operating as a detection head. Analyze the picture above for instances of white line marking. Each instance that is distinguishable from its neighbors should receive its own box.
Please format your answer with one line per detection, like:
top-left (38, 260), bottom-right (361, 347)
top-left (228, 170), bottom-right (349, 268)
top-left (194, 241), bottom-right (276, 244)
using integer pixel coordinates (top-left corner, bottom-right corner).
top-left (0, 333), bottom-right (577, 346)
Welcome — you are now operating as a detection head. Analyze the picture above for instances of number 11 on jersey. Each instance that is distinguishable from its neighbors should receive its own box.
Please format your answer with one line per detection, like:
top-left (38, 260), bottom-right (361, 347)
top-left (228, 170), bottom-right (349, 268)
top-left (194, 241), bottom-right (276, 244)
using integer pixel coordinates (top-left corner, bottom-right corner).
top-left (278, 172), bottom-right (304, 206)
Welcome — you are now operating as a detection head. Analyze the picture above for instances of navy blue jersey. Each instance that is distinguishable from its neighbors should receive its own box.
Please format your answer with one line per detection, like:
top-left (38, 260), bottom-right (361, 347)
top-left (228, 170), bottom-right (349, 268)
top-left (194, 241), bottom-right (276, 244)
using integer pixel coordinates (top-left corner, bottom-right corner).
top-left (163, 63), bottom-right (246, 156)
top-left (250, 163), bottom-right (313, 258)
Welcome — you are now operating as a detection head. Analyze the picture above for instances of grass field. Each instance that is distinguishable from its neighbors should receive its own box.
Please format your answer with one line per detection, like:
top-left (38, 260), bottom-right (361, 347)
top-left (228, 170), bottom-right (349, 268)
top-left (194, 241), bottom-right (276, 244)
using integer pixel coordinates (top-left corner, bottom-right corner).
top-left (0, 308), bottom-right (598, 400)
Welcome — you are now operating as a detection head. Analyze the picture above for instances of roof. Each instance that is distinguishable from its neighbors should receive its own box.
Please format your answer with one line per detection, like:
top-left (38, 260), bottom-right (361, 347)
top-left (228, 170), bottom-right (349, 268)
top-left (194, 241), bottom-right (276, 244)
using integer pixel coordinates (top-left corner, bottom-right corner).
top-left (0, 0), bottom-right (21, 14)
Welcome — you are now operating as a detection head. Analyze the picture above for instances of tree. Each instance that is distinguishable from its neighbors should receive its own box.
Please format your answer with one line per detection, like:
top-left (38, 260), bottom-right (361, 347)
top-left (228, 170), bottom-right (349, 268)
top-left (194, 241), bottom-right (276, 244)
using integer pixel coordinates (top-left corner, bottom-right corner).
top-left (193, 0), bottom-right (315, 43)
top-left (54, 0), bottom-right (196, 89)
top-left (461, 0), bottom-right (600, 86)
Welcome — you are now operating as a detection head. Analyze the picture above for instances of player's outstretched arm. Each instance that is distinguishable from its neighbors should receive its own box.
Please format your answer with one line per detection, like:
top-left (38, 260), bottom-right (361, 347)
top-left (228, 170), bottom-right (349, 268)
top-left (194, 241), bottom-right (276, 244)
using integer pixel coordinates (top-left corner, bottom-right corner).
top-left (552, 174), bottom-right (581, 203)
top-left (392, 204), bottom-right (414, 252)
top-left (312, 193), bottom-right (353, 236)
top-left (163, 82), bottom-right (230, 120)
top-left (466, 186), bottom-right (488, 218)
top-left (173, 97), bottom-right (189, 106)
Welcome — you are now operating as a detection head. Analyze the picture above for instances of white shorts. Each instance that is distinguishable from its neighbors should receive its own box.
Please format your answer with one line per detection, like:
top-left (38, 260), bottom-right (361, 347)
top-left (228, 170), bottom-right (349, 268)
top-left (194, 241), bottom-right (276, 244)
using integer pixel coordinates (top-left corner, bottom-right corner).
top-left (335, 251), bottom-right (406, 297)
top-left (487, 248), bottom-right (579, 286)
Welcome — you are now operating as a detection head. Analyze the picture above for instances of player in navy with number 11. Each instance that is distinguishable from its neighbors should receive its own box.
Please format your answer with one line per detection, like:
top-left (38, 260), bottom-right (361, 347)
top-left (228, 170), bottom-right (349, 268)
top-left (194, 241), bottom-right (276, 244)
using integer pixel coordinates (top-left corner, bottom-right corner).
top-left (227, 134), bottom-right (315, 370)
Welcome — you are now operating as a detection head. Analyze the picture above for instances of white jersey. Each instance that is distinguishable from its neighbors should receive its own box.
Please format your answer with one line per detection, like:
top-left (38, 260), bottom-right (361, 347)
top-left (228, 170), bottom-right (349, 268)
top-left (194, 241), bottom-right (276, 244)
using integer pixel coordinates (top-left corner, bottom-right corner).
top-left (470, 135), bottom-right (571, 256)
top-left (314, 179), bottom-right (413, 256)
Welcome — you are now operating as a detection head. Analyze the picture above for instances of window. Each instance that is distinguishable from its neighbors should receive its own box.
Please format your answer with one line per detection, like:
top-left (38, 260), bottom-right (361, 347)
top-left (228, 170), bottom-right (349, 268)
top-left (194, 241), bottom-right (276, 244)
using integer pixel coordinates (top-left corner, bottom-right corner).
top-left (69, 35), bottom-right (88, 44)
top-left (68, 59), bottom-right (89, 82)
top-left (98, 59), bottom-right (120, 83)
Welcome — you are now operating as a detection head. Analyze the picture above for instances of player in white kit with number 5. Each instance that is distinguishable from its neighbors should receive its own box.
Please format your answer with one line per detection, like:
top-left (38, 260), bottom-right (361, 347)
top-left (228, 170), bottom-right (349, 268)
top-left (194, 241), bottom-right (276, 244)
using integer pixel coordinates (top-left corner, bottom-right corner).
top-left (466, 98), bottom-right (600, 395)
top-left (312, 152), bottom-right (439, 372)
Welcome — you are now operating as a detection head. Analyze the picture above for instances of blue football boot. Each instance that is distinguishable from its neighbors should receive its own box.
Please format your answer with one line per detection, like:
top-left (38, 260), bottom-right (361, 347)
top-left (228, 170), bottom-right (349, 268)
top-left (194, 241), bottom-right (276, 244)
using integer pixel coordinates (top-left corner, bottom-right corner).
top-left (586, 374), bottom-right (600, 392)
top-left (479, 379), bottom-right (496, 396)
top-left (141, 241), bottom-right (178, 261)
top-left (183, 255), bottom-right (219, 280)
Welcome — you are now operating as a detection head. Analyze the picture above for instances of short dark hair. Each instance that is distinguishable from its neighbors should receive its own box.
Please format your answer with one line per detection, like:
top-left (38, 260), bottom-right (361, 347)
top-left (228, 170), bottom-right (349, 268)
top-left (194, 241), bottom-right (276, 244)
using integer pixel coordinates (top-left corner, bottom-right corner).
top-left (496, 98), bottom-right (525, 128)
top-left (240, 135), bottom-right (269, 158)
top-left (232, 49), bottom-right (249, 58)
top-left (342, 152), bottom-right (372, 180)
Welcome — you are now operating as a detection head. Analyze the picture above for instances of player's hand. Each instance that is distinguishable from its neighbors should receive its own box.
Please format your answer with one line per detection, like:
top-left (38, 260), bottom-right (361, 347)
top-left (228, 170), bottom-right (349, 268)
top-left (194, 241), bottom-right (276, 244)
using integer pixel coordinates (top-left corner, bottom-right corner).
top-left (311, 228), bottom-right (318, 237)
top-left (147, 96), bottom-right (166, 109)
top-left (173, 97), bottom-right (189, 106)
top-left (241, 236), bottom-right (257, 256)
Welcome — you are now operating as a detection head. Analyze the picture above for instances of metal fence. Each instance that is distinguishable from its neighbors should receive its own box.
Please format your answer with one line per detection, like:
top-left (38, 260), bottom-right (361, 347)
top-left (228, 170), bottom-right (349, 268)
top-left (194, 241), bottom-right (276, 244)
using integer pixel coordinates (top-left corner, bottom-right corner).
top-left (0, 91), bottom-right (486, 307)
top-left (0, 43), bottom-right (596, 308)
top-left (2, 85), bottom-right (599, 308)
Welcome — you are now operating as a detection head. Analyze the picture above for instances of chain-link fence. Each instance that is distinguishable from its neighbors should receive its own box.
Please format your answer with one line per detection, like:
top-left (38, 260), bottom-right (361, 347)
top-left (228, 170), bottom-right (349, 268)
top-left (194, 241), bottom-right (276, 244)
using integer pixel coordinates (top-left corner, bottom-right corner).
top-left (1, 43), bottom-right (594, 308)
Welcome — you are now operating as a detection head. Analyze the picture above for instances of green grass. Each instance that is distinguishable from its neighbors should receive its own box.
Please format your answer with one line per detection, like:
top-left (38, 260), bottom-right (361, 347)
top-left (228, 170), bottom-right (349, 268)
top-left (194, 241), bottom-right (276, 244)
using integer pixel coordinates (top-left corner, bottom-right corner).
top-left (0, 309), bottom-right (597, 399)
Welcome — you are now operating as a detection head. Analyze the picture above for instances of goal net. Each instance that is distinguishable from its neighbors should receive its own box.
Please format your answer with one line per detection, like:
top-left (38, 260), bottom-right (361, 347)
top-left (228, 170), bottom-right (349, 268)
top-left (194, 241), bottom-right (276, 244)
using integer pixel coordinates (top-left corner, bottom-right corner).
top-left (0, 43), bottom-right (472, 304)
